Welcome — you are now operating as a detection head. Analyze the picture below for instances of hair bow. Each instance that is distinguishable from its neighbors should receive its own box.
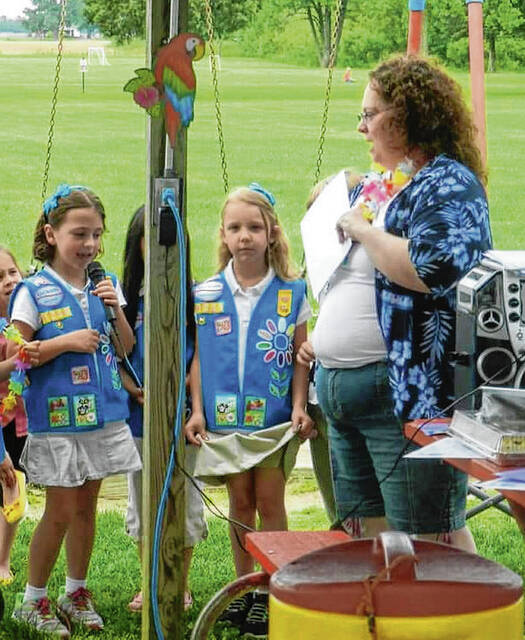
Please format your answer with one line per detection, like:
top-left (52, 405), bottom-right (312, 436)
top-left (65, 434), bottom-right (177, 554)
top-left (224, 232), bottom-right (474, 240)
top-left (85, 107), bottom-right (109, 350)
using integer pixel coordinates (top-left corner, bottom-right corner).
top-left (42, 183), bottom-right (88, 219)
top-left (248, 182), bottom-right (276, 207)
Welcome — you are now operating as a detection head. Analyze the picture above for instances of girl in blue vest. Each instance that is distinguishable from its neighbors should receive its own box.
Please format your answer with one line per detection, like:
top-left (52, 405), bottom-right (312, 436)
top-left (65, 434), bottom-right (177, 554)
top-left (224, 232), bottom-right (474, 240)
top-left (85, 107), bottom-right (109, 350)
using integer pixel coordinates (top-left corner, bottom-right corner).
top-left (9, 184), bottom-right (141, 638)
top-left (0, 247), bottom-right (41, 586)
top-left (120, 206), bottom-right (207, 614)
top-left (185, 183), bottom-right (314, 635)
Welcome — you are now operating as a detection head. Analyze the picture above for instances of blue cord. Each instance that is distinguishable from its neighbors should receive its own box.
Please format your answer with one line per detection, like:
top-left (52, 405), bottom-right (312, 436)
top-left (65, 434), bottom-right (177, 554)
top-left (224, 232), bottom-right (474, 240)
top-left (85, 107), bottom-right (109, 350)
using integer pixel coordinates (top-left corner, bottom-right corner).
top-left (151, 188), bottom-right (187, 639)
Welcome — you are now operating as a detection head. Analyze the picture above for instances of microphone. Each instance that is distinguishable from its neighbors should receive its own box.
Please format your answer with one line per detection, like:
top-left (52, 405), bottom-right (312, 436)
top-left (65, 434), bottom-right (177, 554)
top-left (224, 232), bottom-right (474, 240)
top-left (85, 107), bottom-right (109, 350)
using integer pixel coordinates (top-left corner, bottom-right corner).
top-left (87, 261), bottom-right (117, 324)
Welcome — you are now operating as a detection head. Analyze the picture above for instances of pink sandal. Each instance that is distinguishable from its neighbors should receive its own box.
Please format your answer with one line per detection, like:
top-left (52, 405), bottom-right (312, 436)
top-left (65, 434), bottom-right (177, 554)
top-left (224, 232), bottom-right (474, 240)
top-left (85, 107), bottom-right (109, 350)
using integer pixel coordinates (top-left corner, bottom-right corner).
top-left (184, 591), bottom-right (193, 611)
top-left (128, 591), bottom-right (142, 613)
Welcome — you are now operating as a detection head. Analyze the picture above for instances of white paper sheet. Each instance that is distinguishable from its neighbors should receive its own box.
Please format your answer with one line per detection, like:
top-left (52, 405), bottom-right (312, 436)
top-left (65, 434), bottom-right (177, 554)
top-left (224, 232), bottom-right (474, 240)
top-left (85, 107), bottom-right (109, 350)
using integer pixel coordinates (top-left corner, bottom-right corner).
top-left (404, 436), bottom-right (487, 460)
top-left (479, 478), bottom-right (525, 491)
top-left (300, 170), bottom-right (352, 300)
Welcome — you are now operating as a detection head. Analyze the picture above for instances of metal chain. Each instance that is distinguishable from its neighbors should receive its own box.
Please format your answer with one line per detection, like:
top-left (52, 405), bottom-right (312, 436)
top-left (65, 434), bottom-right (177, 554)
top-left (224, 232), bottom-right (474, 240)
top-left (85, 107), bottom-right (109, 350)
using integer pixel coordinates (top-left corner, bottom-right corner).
top-left (41, 0), bottom-right (68, 205)
top-left (204, 0), bottom-right (229, 194)
top-left (313, 0), bottom-right (346, 186)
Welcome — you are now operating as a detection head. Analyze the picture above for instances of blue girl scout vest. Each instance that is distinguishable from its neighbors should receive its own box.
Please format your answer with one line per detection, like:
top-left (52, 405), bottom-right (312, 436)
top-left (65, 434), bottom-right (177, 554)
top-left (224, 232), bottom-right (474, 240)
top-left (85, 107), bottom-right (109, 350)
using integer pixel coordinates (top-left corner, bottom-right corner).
top-left (127, 296), bottom-right (195, 438)
top-left (194, 272), bottom-right (306, 432)
top-left (14, 267), bottom-right (129, 434)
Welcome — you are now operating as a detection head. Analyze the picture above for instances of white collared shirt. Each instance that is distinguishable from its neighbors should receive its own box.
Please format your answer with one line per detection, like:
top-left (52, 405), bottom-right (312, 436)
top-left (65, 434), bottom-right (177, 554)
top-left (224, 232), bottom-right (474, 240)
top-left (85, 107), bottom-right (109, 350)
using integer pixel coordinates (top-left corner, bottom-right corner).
top-left (223, 260), bottom-right (311, 388)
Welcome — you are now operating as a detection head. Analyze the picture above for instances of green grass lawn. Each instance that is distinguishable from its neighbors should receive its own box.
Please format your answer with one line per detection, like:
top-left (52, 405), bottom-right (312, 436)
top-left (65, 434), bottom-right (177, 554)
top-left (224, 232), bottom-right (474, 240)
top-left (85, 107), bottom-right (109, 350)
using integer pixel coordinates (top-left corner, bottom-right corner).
top-left (0, 476), bottom-right (522, 639)
top-left (1, 45), bottom-right (525, 638)
top-left (1, 51), bottom-right (525, 279)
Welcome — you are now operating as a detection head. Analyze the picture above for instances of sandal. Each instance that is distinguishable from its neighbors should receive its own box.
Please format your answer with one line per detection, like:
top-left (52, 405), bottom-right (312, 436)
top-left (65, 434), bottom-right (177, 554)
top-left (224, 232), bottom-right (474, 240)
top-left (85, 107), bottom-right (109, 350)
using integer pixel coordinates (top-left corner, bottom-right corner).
top-left (2, 470), bottom-right (27, 524)
top-left (0, 569), bottom-right (14, 587)
top-left (184, 591), bottom-right (193, 611)
top-left (128, 591), bottom-right (142, 613)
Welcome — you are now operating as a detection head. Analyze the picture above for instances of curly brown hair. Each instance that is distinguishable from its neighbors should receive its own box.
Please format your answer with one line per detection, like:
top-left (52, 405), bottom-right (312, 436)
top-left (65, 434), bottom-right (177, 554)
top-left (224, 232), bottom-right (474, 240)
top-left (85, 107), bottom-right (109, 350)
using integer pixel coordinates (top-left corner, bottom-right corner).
top-left (369, 55), bottom-right (486, 185)
top-left (33, 188), bottom-right (106, 263)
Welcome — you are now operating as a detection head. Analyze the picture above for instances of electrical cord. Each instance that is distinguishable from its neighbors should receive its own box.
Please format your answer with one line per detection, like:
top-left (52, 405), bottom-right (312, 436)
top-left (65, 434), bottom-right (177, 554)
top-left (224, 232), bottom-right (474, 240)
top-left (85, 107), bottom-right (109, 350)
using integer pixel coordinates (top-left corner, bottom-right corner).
top-left (340, 348), bottom-right (525, 528)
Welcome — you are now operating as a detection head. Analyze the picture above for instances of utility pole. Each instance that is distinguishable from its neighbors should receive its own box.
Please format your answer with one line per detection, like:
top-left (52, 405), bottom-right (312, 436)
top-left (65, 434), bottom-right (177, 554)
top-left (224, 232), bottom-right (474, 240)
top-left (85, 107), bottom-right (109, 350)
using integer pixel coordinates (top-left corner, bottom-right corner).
top-left (143, 1), bottom-right (189, 638)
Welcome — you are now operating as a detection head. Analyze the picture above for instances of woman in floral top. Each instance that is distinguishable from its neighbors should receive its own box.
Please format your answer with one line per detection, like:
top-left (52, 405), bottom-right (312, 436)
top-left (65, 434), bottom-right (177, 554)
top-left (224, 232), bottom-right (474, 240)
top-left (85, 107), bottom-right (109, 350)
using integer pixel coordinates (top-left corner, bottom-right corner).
top-left (332, 55), bottom-right (492, 549)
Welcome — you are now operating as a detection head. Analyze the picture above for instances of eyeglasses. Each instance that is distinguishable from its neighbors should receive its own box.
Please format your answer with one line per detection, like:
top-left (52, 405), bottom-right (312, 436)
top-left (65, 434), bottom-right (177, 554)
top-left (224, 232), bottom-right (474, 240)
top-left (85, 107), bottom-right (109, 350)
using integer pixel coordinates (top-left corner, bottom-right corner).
top-left (357, 108), bottom-right (392, 124)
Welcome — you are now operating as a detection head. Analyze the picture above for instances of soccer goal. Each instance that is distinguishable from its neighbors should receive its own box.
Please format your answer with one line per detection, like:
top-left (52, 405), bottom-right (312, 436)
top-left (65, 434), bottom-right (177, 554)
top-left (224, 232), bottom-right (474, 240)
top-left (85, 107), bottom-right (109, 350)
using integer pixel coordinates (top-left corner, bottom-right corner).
top-left (87, 46), bottom-right (110, 66)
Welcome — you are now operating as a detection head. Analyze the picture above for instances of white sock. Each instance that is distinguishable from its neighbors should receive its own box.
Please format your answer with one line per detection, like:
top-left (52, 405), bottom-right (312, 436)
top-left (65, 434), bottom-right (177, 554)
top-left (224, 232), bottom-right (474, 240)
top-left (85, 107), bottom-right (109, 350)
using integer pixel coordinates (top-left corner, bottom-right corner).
top-left (24, 584), bottom-right (47, 602)
top-left (65, 576), bottom-right (86, 595)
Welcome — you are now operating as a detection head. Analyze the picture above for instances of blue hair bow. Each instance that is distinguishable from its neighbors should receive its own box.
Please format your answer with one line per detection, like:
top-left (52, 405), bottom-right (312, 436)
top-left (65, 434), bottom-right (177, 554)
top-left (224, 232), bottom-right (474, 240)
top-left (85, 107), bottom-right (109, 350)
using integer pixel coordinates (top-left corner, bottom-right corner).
top-left (248, 182), bottom-right (276, 207)
top-left (42, 183), bottom-right (88, 219)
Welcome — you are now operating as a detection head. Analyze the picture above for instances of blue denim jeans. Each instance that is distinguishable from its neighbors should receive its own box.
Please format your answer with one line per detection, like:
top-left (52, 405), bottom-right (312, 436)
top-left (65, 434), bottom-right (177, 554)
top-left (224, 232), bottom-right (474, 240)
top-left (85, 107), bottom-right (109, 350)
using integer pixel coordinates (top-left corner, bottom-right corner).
top-left (315, 362), bottom-right (467, 533)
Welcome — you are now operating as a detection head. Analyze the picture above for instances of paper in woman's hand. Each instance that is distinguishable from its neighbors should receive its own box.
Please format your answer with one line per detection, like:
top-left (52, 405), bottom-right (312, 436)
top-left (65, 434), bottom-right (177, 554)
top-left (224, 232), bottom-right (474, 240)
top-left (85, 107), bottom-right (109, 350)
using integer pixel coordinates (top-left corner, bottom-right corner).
top-left (300, 170), bottom-right (352, 300)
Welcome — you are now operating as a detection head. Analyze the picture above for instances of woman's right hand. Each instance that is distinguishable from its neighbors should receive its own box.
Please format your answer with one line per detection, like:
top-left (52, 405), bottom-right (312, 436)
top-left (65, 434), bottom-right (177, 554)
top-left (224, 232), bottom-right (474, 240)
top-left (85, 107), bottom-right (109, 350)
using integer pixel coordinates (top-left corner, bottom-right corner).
top-left (184, 412), bottom-right (209, 446)
top-left (296, 339), bottom-right (316, 367)
top-left (67, 329), bottom-right (101, 353)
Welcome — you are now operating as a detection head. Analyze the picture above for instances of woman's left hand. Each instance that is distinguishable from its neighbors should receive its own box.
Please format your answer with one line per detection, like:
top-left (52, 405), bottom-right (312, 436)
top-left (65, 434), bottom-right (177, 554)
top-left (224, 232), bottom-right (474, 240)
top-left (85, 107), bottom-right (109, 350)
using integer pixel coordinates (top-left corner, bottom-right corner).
top-left (291, 407), bottom-right (317, 441)
top-left (336, 204), bottom-right (371, 243)
top-left (92, 278), bottom-right (119, 308)
top-left (0, 453), bottom-right (16, 489)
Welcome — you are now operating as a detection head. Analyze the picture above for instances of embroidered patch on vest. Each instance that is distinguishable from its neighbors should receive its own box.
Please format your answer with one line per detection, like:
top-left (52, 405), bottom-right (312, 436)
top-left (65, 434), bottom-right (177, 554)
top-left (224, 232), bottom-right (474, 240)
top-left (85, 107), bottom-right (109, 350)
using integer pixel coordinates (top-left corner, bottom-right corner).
top-left (71, 366), bottom-right (91, 385)
top-left (214, 315), bottom-right (232, 336)
top-left (73, 394), bottom-right (98, 428)
top-left (215, 394), bottom-right (237, 426)
top-left (35, 285), bottom-right (65, 307)
top-left (40, 306), bottom-right (72, 326)
top-left (194, 279), bottom-right (223, 302)
top-left (243, 396), bottom-right (266, 428)
top-left (195, 302), bottom-right (224, 314)
top-left (48, 396), bottom-right (70, 428)
top-left (197, 316), bottom-right (206, 325)
top-left (277, 289), bottom-right (292, 317)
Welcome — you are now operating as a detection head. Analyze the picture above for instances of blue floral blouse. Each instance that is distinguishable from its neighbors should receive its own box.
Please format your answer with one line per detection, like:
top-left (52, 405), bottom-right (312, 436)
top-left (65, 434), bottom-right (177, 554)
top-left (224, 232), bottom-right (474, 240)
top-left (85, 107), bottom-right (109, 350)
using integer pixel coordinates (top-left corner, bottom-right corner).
top-left (359, 155), bottom-right (492, 419)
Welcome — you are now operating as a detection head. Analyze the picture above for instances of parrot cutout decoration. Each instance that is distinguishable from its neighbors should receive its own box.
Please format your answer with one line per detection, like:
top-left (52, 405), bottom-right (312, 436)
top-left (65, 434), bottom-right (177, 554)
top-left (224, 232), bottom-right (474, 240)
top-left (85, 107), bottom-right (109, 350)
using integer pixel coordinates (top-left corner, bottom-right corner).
top-left (124, 33), bottom-right (205, 148)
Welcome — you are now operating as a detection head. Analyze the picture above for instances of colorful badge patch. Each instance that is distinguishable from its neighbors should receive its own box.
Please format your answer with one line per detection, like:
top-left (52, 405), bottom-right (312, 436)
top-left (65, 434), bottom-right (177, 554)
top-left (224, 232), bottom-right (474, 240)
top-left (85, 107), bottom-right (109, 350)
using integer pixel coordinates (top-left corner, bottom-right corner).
top-left (214, 315), bottom-right (232, 336)
top-left (215, 394), bottom-right (237, 427)
top-left (194, 278), bottom-right (224, 302)
top-left (243, 396), bottom-right (266, 428)
top-left (277, 289), bottom-right (292, 317)
top-left (35, 285), bottom-right (65, 307)
top-left (73, 394), bottom-right (98, 428)
top-left (195, 302), bottom-right (224, 314)
top-left (48, 396), bottom-right (70, 428)
top-left (40, 306), bottom-right (72, 326)
top-left (71, 366), bottom-right (91, 385)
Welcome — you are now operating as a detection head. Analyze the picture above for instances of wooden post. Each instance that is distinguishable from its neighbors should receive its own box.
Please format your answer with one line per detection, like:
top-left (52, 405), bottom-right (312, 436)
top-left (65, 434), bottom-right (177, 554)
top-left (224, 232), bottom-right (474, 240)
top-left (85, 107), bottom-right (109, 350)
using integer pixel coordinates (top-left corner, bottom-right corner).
top-left (406, 0), bottom-right (426, 55)
top-left (466, 0), bottom-right (488, 169)
top-left (143, 1), bottom-right (189, 639)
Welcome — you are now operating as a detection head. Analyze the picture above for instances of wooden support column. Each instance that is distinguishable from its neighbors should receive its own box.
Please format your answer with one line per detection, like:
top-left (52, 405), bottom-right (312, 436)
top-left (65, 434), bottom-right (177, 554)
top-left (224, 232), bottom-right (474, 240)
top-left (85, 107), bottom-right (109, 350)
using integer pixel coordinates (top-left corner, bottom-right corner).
top-left (143, 1), bottom-right (189, 639)
top-left (406, 0), bottom-right (426, 55)
top-left (467, 0), bottom-right (488, 169)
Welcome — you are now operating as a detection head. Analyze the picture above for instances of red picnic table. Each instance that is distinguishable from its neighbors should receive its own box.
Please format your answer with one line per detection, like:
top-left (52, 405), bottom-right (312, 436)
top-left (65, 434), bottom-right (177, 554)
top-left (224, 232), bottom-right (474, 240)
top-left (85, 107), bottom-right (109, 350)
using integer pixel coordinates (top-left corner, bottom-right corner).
top-left (404, 419), bottom-right (525, 533)
top-left (190, 530), bottom-right (350, 640)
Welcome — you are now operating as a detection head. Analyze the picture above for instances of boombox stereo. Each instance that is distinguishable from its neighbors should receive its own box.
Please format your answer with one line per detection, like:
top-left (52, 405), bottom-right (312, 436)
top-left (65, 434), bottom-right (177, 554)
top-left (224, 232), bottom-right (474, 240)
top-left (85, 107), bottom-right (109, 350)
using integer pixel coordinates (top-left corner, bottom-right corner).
top-left (454, 251), bottom-right (525, 409)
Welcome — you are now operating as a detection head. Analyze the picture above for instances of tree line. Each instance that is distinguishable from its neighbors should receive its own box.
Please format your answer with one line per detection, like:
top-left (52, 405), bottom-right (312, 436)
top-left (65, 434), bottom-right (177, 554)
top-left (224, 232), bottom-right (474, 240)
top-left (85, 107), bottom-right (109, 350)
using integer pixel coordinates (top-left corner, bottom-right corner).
top-left (17, 0), bottom-right (525, 71)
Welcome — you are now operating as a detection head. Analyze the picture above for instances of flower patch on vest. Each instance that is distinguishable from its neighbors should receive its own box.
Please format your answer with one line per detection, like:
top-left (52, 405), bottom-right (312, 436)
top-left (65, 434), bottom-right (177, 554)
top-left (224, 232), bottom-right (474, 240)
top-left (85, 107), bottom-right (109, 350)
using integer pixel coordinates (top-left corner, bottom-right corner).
top-left (243, 396), bottom-right (266, 428)
top-left (215, 394), bottom-right (237, 426)
top-left (99, 324), bottom-right (122, 390)
top-left (73, 394), bottom-right (98, 428)
top-left (256, 317), bottom-right (295, 368)
top-left (48, 396), bottom-right (70, 428)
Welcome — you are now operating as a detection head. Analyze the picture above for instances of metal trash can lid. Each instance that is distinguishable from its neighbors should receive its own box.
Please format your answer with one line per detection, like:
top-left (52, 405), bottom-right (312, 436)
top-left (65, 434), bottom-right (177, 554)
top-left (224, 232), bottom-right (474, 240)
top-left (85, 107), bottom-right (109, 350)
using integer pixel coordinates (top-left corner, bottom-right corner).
top-left (270, 532), bottom-right (523, 617)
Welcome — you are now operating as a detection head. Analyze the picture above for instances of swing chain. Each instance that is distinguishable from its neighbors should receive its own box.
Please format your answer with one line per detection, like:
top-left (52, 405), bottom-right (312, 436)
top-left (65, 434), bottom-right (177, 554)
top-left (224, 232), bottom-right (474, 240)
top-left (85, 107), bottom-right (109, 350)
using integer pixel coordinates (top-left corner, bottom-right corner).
top-left (204, 0), bottom-right (229, 194)
top-left (314, 0), bottom-right (346, 186)
top-left (41, 0), bottom-right (68, 205)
